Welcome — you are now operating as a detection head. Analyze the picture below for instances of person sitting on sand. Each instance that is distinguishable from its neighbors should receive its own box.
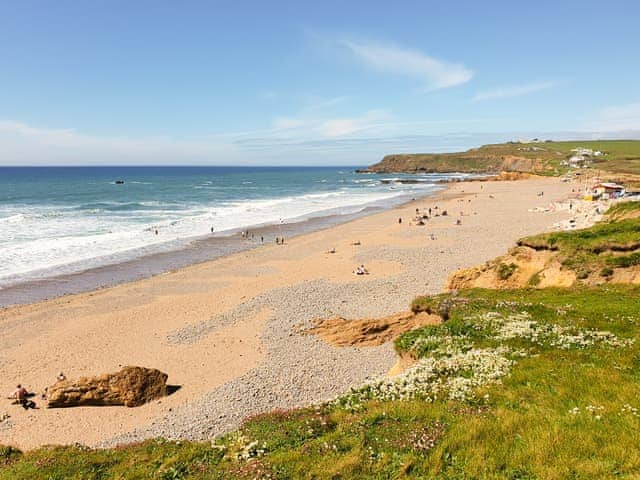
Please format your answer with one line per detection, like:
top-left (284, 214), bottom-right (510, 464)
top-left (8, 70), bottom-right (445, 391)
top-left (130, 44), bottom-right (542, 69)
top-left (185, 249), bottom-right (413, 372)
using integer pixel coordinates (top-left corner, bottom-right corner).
top-left (9, 384), bottom-right (28, 403)
top-left (326, 247), bottom-right (336, 254)
top-left (353, 264), bottom-right (369, 275)
top-left (456, 219), bottom-right (462, 225)
top-left (8, 384), bottom-right (35, 409)
top-left (57, 372), bottom-right (66, 382)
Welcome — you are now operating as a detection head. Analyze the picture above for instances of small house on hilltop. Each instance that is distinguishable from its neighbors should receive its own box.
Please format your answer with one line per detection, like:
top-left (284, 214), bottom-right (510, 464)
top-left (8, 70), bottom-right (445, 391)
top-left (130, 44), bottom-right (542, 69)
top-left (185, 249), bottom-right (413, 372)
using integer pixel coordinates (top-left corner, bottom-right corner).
top-left (568, 155), bottom-right (586, 166)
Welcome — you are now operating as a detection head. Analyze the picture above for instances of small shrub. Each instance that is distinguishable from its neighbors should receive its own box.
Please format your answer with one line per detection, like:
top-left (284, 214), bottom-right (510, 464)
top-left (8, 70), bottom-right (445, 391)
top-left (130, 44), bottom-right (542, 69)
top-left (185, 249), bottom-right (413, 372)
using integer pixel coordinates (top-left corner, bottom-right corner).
top-left (411, 295), bottom-right (438, 314)
top-left (577, 269), bottom-right (591, 280)
top-left (497, 262), bottom-right (518, 281)
top-left (600, 267), bottom-right (614, 277)
top-left (606, 252), bottom-right (640, 268)
top-left (527, 271), bottom-right (543, 286)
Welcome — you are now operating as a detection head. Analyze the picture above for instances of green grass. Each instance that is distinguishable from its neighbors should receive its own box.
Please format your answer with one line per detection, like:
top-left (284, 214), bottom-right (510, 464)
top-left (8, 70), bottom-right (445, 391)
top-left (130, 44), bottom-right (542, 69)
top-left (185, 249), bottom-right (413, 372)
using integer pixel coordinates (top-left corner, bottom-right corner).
top-left (3, 285), bottom-right (640, 479)
top-left (543, 140), bottom-right (640, 175)
top-left (518, 202), bottom-right (640, 274)
top-left (607, 201), bottom-right (640, 219)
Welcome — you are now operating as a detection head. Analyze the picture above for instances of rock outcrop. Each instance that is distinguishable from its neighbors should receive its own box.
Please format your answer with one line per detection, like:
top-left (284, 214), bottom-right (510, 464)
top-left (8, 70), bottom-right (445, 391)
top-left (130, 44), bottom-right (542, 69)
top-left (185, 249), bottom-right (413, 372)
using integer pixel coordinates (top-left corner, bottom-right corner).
top-left (447, 246), bottom-right (576, 290)
top-left (307, 312), bottom-right (441, 347)
top-left (47, 366), bottom-right (168, 408)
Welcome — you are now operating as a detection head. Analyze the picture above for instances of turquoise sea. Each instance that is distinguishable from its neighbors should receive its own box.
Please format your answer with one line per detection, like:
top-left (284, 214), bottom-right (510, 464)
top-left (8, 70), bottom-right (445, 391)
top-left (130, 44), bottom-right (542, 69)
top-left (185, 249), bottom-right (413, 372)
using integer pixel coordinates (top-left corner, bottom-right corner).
top-left (0, 166), bottom-right (469, 288)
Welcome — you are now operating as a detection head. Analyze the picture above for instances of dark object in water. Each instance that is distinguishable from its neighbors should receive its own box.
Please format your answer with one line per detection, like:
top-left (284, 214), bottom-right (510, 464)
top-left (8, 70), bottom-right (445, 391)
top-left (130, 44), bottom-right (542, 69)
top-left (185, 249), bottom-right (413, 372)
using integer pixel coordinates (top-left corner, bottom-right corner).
top-left (115, 180), bottom-right (125, 185)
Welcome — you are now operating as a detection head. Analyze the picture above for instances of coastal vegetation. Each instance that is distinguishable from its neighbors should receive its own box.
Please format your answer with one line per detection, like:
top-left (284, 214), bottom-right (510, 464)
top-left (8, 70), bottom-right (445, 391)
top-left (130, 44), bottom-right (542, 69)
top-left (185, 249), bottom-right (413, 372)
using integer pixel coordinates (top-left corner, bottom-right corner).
top-left (2, 205), bottom-right (640, 479)
top-left (449, 202), bottom-right (640, 289)
top-left (2, 284), bottom-right (639, 479)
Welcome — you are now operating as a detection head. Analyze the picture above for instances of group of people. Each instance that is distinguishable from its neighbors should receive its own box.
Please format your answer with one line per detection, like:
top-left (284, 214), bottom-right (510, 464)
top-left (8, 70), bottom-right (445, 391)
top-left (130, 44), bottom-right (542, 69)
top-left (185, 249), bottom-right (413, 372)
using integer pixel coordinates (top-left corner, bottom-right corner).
top-left (6, 373), bottom-right (67, 410)
top-left (404, 206), bottom-right (449, 228)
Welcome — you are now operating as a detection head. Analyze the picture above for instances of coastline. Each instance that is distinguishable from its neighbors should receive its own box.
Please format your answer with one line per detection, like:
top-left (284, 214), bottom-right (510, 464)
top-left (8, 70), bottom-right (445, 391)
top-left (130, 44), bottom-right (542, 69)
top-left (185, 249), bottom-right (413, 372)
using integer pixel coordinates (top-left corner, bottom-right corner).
top-left (0, 190), bottom-right (437, 308)
top-left (0, 177), bottom-right (578, 450)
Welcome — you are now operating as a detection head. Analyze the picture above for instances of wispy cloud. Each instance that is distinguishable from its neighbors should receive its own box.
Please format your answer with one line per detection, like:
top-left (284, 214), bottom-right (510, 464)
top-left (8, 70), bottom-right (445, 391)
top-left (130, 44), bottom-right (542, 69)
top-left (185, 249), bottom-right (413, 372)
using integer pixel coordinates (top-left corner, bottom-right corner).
top-left (271, 110), bottom-right (391, 138)
top-left (580, 101), bottom-right (640, 131)
top-left (0, 121), bottom-right (77, 138)
top-left (0, 120), bottom-right (236, 165)
top-left (472, 81), bottom-right (557, 101)
top-left (304, 95), bottom-right (349, 111)
top-left (339, 39), bottom-right (473, 91)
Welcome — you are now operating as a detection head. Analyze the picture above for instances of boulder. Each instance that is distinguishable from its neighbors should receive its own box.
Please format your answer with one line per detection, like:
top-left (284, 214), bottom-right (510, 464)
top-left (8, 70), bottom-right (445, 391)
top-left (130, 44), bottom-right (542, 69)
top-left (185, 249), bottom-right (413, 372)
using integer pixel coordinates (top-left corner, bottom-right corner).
top-left (47, 366), bottom-right (168, 408)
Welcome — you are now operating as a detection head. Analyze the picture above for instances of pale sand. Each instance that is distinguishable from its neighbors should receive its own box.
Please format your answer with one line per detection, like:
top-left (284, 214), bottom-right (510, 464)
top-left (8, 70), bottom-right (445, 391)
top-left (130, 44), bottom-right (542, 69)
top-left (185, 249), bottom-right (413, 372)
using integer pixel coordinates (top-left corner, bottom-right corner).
top-left (0, 177), bottom-right (577, 449)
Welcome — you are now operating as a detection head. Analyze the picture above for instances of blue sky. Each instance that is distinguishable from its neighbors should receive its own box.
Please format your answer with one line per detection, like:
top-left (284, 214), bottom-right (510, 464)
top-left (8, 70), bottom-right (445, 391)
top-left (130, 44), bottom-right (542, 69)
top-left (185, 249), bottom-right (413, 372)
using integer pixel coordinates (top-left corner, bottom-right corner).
top-left (1, 0), bottom-right (639, 165)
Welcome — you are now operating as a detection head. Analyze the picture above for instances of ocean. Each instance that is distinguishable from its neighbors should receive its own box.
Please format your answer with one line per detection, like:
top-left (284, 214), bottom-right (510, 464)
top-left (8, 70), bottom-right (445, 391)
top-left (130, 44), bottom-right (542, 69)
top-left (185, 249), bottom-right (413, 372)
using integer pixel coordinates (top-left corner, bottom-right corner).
top-left (0, 166), bottom-right (469, 290)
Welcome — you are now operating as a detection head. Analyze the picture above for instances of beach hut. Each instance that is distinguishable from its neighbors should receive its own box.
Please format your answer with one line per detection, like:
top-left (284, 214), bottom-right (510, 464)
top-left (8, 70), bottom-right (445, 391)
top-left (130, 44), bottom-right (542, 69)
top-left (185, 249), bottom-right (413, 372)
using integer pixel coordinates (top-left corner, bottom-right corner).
top-left (593, 183), bottom-right (625, 199)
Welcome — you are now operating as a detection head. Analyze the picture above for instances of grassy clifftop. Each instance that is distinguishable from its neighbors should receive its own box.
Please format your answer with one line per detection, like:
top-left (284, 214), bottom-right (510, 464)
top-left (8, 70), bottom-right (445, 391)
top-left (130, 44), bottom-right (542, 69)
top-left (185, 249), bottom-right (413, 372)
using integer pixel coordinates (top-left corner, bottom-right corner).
top-left (449, 201), bottom-right (640, 290)
top-left (364, 140), bottom-right (640, 177)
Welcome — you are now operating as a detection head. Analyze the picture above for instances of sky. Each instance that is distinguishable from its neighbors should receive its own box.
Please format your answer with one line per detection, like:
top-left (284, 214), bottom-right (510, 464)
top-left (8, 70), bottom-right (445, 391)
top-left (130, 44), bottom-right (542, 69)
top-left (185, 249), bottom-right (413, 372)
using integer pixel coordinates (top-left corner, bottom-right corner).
top-left (1, 0), bottom-right (639, 166)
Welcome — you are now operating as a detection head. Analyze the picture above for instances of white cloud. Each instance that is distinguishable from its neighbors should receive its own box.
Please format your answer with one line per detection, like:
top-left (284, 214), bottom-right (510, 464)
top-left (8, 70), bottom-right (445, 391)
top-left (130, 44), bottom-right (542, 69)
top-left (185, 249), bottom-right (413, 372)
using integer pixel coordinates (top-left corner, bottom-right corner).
top-left (599, 101), bottom-right (640, 129)
top-left (0, 120), bottom-right (236, 165)
top-left (603, 101), bottom-right (640, 118)
top-left (340, 39), bottom-right (473, 91)
top-left (269, 110), bottom-right (390, 138)
top-left (0, 121), bottom-right (76, 138)
top-left (304, 95), bottom-right (348, 111)
top-left (472, 81), bottom-right (556, 101)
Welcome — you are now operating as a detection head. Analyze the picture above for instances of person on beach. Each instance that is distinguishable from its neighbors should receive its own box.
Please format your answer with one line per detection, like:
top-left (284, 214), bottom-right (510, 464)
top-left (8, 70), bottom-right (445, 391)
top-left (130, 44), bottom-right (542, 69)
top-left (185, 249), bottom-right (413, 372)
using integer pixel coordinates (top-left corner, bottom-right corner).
top-left (57, 372), bottom-right (66, 382)
top-left (9, 385), bottom-right (28, 403)
top-left (261, 236), bottom-right (264, 243)
top-left (8, 384), bottom-right (35, 409)
top-left (398, 217), bottom-right (402, 224)
top-left (353, 265), bottom-right (368, 275)
top-left (327, 247), bottom-right (336, 254)
top-left (276, 237), bottom-right (280, 245)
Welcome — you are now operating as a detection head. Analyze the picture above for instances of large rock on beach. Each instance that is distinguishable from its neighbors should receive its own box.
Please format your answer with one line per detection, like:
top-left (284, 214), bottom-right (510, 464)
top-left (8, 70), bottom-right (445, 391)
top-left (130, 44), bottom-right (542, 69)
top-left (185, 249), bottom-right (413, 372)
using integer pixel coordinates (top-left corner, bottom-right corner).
top-left (47, 366), bottom-right (168, 408)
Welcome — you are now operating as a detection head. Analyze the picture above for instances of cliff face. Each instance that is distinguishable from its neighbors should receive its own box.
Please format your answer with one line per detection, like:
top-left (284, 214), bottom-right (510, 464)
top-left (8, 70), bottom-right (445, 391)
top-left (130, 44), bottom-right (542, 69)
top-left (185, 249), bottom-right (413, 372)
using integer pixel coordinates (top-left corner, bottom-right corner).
top-left (361, 144), bottom-right (555, 174)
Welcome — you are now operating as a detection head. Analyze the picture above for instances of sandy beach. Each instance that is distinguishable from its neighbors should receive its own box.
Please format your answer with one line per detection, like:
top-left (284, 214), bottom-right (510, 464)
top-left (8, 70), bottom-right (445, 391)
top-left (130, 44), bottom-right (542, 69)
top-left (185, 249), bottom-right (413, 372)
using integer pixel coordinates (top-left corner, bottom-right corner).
top-left (0, 177), bottom-right (578, 450)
